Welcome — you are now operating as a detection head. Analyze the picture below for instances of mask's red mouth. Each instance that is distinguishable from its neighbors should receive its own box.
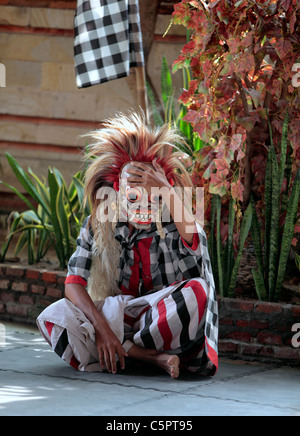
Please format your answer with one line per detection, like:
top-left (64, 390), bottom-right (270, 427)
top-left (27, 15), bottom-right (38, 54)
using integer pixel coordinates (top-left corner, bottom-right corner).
top-left (129, 209), bottom-right (155, 225)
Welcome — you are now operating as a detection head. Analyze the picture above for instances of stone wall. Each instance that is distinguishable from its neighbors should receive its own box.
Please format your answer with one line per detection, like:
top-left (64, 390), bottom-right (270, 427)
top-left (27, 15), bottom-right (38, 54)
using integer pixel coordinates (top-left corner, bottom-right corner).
top-left (0, 263), bottom-right (299, 367)
top-left (0, 0), bottom-right (185, 212)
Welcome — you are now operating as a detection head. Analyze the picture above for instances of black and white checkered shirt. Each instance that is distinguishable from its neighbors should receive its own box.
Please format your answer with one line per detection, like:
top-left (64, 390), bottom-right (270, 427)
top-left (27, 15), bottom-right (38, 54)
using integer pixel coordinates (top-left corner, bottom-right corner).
top-left (74, 0), bottom-right (145, 88)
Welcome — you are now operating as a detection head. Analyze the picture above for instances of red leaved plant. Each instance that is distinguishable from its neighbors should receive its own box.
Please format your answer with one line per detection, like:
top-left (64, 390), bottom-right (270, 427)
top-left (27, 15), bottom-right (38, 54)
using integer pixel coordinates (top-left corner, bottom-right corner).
top-left (172, 0), bottom-right (300, 209)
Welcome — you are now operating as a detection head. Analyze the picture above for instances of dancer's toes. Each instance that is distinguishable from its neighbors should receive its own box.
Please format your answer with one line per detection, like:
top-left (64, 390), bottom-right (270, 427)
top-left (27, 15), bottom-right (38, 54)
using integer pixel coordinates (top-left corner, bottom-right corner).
top-left (167, 355), bottom-right (180, 379)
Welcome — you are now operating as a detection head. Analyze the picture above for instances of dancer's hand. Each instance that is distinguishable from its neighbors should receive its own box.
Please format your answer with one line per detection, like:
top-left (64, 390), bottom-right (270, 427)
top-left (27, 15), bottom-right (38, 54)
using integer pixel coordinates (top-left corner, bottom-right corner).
top-left (95, 323), bottom-right (128, 374)
top-left (126, 160), bottom-right (172, 193)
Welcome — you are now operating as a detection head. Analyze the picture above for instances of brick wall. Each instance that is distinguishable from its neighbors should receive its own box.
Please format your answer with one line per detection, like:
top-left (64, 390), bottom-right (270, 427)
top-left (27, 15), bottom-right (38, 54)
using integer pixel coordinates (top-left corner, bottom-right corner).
top-left (219, 298), bottom-right (300, 366)
top-left (0, 263), bottom-right (299, 366)
top-left (0, 263), bottom-right (65, 322)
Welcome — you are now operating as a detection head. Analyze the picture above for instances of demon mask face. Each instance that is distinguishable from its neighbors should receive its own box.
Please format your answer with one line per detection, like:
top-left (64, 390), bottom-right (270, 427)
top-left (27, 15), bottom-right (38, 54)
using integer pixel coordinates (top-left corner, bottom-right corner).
top-left (118, 163), bottom-right (161, 230)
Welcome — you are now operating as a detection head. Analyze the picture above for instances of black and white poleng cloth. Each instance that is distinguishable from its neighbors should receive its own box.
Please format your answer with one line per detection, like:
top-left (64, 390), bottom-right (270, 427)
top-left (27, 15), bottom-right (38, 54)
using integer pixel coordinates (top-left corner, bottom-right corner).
top-left (74, 0), bottom-right (145, 88)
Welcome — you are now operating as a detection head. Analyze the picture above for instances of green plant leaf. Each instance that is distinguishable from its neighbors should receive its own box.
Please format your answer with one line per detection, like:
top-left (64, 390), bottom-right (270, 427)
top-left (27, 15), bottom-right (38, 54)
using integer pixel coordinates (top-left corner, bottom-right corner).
top-left (268, 145), bottom-right (280, 300)
top-left (215, 195), bottom-right (224, 296)
top-left (264, 147), bottom-right (272, 293)
top-left (228, 202), bottom-right (253, 298)
top-left (72, 175), bottom-right (85, 206)
top-left (250, 196), bottom-right (265, 290)
top-left (182, 65), bottom-right (192, 91)
top-left (5, 153), bottom-right (49, 215)
top-left (208, 195), bottom-right (219, 290)
top-left (28, 167), bottom-right (51, 216)
top-left (252, 268), bottom-right (267, 301)
top-left (0, 213), bottom-right (22, 261)
top-left (274, 168), bottom-right (300, 300)
top-left (56, 185), bottom-right (71, 260)
top-left (223, 196), bottom-right (235, 294)
top-left (146, 82), bottom-right (164, 127)
top-left (14, 231), bottom-right (28, 257)
top-left (48, 168), bottom-right (65, 269)
top-left (164, 93), bottom-right (175, 124)
top-left (36, 228), bottom-right (50, 261)
top-left (0, 180), bottom-right (36, 212)
top-left (161, 56), bottom-right (173, 110)
top-left (279, 110), bottom-right (289, 191)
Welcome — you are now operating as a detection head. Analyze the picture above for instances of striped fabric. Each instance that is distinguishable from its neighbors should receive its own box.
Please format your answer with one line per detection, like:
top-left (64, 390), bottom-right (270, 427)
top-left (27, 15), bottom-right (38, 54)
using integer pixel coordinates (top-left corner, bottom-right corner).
top-left (37, 278), bottom-right (217, 375)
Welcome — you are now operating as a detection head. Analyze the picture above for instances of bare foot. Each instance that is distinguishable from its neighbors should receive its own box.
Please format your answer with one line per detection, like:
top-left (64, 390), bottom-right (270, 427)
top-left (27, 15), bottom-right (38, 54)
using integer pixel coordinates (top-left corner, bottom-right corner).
top-left (127, 345), bottom-right (180, 379)
top-left (152, 353), bottom-right (180, 379)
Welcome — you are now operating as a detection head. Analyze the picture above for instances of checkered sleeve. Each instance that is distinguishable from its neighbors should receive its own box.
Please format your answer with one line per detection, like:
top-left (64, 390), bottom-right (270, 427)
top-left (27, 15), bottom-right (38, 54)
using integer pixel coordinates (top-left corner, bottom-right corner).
top-left (175, 222), bottom-right (214, 284)
top-left (65, 217), bottom-right (94, 286)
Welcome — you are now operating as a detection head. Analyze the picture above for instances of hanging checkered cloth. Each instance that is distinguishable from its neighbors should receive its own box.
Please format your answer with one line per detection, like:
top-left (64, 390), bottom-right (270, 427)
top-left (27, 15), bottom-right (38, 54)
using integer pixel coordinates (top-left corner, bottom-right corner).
top-left (74, 0), bottom-right (145, 88)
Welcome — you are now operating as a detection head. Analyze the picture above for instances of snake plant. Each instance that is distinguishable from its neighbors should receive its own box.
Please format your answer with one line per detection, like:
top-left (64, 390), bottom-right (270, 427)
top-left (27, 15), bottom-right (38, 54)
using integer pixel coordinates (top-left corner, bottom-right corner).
top-left (208, 194), bottom-right (253, 298)
top-left (0, 153), bottom-right (90, 269)
top-left (250, 114), bottom-right (300, 301)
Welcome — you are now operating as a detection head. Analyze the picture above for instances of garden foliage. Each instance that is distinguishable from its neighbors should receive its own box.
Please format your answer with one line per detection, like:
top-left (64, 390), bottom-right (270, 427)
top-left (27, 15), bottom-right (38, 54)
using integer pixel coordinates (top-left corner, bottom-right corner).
top-left (172, 0), bottom-right (300, 207)
top-left (171, 0), bottom-right (300, 298)
top-left (0, 153), bottom-right (90, 269)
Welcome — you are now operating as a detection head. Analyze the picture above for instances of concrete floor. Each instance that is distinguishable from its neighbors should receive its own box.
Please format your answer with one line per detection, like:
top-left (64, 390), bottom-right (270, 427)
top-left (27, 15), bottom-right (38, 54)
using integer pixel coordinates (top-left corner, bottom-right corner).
top-left (0, 321), bottom-right (299, 417)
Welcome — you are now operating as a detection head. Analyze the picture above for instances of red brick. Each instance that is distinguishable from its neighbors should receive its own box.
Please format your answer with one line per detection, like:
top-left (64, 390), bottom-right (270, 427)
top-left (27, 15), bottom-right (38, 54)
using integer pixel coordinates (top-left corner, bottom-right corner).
top-left (56, 275), bottom-right (67, 285)
top-left (0, 292), bottom-right (15, 303)
top-left (219, 341), bottom-right (238, 353)
top-left (0, 303), bottom-right (5, 313)
top-left (275, 347), bottom-right (300, 360)
top-left (219, 318), bottom-right (233, 326)
top-left (36, 297), bottom-right (52, 309)
top-left (26, 269), bottom-right (40, 280)
top-left (18, 295), bottom-right (34, 305)
top-left (259, 346), bottom-right (276, 358)
top-left (227, 300), bottom-right (255, 312)
top-left (11, 282), bottom-right (28, 292)
top-left (226, 332), bottom-right (252, 342)
top-left (46, 287), bottom-right (62, 299)
top-left (255, 302), bottom-right (282, 314)
top-left (6, 267), bottom-right (25, 278)
top-left (291, 306), bottom-right (300, 318)
top-left (257, 332), bottom-right (283, 346)
top-left (236, 319), bottom-right (269, 329)
top-left (0, 279), bottom-right (10, 290)
top-left (0, 266), bottom-right (6, 276)
top-left (242, 344), bottom-right (263, 356)
top-left (41, 271), bottom-right (57, 283)
top-left (275, 322), bottom-right (288, 333)
top-left (6, 303), bottom-right (27, 316)
top-left (31, 284), bottom-right (45, 295)
top-left (236, 320), bottom-right (248, 328)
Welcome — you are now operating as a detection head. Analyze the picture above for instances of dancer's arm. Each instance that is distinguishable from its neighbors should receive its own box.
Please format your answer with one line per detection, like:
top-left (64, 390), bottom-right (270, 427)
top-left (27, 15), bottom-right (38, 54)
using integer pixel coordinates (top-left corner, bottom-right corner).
top-left (65, 283), bottom-right (127, 373)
